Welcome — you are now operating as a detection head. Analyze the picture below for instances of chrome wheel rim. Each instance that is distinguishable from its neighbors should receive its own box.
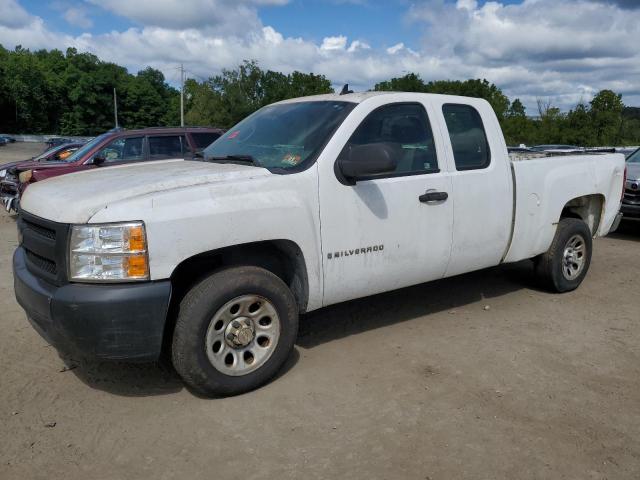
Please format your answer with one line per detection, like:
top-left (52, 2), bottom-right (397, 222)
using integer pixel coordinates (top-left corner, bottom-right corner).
top-left (562, 234), bottom-right (586, 281)
top-left (205, 295), bottom-right (281, 376)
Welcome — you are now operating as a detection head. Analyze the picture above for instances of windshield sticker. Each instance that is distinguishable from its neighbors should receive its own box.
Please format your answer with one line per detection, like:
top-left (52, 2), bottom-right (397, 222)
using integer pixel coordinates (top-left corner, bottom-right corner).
top-left (227, 131), bottom-right (240, 139)
top-left (282, 153), bottom-right (301, 166)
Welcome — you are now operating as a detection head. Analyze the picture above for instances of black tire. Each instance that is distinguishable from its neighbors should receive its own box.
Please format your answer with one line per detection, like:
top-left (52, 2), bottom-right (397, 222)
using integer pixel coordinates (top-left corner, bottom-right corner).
top-left (535, 218), bottom-right (592, 292)
top-left (172, 266), bottom-right (298, 397)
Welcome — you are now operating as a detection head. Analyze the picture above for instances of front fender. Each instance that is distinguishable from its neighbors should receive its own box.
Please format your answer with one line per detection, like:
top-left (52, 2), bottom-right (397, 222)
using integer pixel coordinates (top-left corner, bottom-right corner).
top-left (88, 166), bottom-right (324, 311)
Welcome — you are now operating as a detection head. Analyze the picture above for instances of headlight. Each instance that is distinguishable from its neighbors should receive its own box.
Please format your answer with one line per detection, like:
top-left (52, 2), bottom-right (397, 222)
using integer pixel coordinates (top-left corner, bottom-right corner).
top-left (0, 169), bottom-right (6, 179)
top-left (18, 170), bottom-right (32, 183)
top-left (69, 222), bottom-right (149, 282)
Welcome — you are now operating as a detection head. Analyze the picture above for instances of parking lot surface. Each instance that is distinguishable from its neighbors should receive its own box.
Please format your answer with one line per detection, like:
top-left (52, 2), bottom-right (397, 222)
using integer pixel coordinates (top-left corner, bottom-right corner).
top-left (1, 142), bottom-right (639, 479)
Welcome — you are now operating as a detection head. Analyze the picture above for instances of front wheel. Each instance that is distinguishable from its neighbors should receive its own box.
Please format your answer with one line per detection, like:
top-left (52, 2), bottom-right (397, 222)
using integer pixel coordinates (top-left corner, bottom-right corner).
top-left (172, 266), bottom-right (298, 397)
top-left (535, 218), bottom-right (593, 292)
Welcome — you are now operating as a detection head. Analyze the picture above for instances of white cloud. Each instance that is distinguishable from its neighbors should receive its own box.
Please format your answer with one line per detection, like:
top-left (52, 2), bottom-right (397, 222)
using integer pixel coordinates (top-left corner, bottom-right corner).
top-left (87, 0), bottom-right (288, 32)
top-left (456, 0), bottom-right (477, 11)
top-left (347, 40), bottom-right (370, 53)
top-left (63, 7), bottom-right (93, 29)
top-left (0, 0), bottom-right (32, 28)
top-left (2, 0), bottom-right (640, 112)
top-left (320, 35), bottom-right (348, 51)
top-left (386, 42), bottom-right (404, 55)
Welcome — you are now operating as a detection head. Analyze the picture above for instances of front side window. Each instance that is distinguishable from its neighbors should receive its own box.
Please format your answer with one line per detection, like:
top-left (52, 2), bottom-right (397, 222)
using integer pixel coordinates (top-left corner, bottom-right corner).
top-left (204, 101), bottom-right (355, 171)
top-left (66, 132), bottom-right (112, 163)
top-left (95, 136), bottom-right (144, 164)
top-left (340, 103), bottom-right (439, 176)
top-left (442, 104), bottom-right (491, 171)
top-left (148, 135), bottom-right (187, 159)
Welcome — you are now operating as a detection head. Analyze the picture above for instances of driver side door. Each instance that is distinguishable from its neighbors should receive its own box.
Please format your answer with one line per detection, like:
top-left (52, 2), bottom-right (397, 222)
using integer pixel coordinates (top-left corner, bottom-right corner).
top-left (318, 101), bottom-right (454, 307)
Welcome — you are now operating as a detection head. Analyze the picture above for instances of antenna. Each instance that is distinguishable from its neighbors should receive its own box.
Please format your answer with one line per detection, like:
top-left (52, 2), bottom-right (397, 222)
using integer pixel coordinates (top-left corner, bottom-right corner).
top-left (180, 63), bottom-right (185, 127)
top-left (113, 87), bottom-right (119, 128)
top-left (340, 84), bottom-right (354, 95)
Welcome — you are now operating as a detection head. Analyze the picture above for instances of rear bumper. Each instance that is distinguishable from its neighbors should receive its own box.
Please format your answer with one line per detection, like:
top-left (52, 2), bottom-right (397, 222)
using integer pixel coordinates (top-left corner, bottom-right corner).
top-left (13, 247), bottom-right (171, 361)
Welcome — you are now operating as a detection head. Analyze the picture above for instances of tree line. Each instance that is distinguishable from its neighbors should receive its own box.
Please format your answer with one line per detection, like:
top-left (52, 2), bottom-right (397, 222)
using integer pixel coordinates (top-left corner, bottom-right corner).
top-left (1, 45), bottom-right (639, 146)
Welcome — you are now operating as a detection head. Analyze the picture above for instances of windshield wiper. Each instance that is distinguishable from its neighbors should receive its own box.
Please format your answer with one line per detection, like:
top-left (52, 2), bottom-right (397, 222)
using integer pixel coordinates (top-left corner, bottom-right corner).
top-left (207, 154), bottom-right (260, 167)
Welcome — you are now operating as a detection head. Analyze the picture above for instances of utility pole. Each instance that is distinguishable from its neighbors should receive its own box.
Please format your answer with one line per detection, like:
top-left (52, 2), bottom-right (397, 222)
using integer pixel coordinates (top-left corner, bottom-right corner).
top-left (113, 88), bottom-right (119, 128)
top-left (180, 63), bottom-right (185, 127)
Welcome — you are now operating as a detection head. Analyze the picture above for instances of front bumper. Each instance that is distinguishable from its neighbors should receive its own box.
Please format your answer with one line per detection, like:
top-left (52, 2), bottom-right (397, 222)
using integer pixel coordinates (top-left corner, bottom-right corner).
top-left (13, 247), bottom-right (172, 361)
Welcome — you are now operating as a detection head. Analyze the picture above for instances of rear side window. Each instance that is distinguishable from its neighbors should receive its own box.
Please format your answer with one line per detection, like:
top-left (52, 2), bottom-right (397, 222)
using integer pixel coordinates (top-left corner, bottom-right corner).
top-left (148, 135), bottom-right (187, 159)
top-left (341, 103), bottom-right (439, 176)
top-left (191, 132), bottom-right (221, 149)
top-left (442, 104), bottom-right (490, 170)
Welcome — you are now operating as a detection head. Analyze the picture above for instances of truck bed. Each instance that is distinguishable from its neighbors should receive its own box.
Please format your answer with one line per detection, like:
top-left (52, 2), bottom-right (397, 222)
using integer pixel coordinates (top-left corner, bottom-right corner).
top-left (503, 153), bottom-right (625, 263)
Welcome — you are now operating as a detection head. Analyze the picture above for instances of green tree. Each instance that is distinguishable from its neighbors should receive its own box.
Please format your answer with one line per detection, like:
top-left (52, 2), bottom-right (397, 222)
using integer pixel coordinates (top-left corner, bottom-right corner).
top-left (590, 89), bottom-right (624, 145)
top-left (185, 60), bottom-right (333, 128)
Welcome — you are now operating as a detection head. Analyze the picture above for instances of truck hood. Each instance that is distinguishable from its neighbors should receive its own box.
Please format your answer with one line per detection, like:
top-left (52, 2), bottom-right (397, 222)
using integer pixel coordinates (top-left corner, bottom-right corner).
top-left (20, 159), bottom-right (271, 223)
top-left (10, 160), bottom-right (70, 172)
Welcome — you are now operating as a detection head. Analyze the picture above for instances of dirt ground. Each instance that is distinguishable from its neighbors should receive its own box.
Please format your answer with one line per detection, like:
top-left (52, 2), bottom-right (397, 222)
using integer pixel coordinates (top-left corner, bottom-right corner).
top-left (1, 142), bottom-right (639, 479)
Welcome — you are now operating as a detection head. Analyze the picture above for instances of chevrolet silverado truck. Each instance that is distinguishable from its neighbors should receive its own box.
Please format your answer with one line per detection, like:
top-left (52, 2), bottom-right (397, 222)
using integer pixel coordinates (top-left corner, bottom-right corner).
top-left (13, 92), bottom-right (625, 397)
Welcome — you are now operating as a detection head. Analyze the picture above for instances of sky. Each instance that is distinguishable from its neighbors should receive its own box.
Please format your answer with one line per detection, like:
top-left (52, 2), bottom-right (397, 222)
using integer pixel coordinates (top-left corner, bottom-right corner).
top-left (1, 0), bottom-right (640, 113)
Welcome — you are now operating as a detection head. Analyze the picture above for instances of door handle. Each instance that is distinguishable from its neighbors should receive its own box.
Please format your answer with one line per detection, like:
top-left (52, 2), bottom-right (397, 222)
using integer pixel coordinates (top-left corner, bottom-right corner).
top-left (419, 190), bottom-right (448, 203)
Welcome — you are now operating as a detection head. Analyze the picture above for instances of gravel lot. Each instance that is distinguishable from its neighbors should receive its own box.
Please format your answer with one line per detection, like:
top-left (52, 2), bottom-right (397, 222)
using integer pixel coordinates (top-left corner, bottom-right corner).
top-left (1, 141), bottom-right (639, 479)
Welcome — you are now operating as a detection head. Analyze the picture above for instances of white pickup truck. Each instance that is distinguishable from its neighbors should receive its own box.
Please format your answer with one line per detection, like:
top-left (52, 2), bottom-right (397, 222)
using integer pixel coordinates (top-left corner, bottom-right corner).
top-left (13, 92), bottom-right (625, 396)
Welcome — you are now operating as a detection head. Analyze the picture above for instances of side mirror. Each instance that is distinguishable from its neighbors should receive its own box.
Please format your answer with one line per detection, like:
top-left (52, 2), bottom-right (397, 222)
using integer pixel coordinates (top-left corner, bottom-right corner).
top-left (336, 143), bottom-right (398, 185)
top-left (93, 155), bottom-right (106, 166)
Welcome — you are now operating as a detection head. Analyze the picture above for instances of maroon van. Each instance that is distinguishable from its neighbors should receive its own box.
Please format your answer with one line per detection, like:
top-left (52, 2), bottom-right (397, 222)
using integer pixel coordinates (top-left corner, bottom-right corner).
top-left (1, 126), bottom-right (224, 212)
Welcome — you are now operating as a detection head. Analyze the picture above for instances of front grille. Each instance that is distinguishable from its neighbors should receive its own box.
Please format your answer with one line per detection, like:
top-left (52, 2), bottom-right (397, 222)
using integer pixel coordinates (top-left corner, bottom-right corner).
top-left (22, 218), bottom-right (56, 240)
top-left (17, 210), bottom-right (70, 285)
top-left (0, 181), bottom-right (18, 196)
top-left (25, 250), bottom-right (57, 275)
top-left (624, 188), bottom-right (640, 205)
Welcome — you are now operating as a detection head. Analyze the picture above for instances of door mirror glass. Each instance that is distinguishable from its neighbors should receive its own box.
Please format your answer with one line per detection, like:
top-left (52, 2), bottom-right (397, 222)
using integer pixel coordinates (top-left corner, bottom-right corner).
top-left (337, 143), bottom-right (398, 184)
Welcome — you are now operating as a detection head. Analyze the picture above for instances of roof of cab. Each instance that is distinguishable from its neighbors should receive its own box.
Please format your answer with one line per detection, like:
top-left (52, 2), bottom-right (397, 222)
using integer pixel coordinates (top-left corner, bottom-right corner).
top-left (274, 91), bottom-right (491, 107)
top-left (275, 91), bottom-right (396, 105)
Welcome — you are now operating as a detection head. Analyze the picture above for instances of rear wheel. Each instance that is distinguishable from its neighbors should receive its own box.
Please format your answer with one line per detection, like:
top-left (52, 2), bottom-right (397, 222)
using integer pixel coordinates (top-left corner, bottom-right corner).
top-left (535, 218), bottom-right (592, 292)
top-left (172, 266), bottom-right (298, 397)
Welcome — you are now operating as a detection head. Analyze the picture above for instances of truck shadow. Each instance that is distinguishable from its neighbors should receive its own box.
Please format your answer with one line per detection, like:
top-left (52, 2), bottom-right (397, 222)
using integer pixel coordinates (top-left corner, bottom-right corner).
top-left (63, 357), bottom-right (184, 397)
top-left (297, 259), bottom-right (538, 349)
top-left (64, 345), bottom-right (301, 398)
top-left (608, 220), bottom-right (640, 240)
top-left (65, 260), bottom-right (537, 397)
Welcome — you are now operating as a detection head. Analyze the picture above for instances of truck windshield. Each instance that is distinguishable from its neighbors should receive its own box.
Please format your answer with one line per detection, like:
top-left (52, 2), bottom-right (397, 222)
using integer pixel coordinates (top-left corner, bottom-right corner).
top-left (61, 133), bottom-right (110, 163)
top-left (627, 149), bottom-right (640, 163)
top-left (204, 101), bottom-right (355, 170)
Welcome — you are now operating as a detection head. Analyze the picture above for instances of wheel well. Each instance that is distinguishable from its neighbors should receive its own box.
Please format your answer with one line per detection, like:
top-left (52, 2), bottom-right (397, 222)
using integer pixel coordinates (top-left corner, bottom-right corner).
top-left (560, 194), bottom-right (604, 236)
top-left (169, 240), bottom-right (309, 314)
top-left (161, 240), bottom-right (310, 359)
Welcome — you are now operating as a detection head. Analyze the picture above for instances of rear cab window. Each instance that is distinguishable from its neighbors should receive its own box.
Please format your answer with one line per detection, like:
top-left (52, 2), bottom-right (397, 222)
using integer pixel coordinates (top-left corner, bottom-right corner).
top-left (442, 104), bottom-right (491, 171)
